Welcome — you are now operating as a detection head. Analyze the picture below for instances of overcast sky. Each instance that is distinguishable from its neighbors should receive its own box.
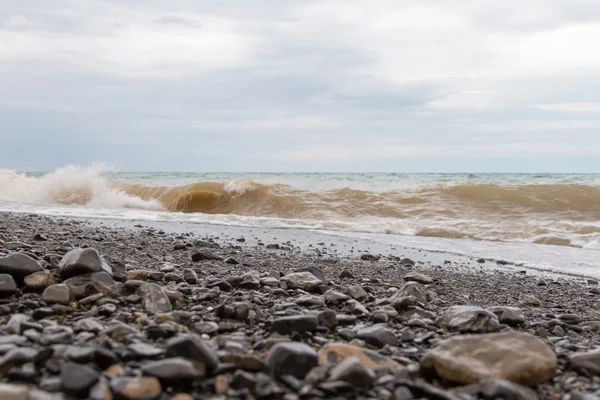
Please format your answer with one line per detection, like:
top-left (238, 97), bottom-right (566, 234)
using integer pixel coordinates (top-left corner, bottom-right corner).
top-left (2, 0), bottom-right (600, 172)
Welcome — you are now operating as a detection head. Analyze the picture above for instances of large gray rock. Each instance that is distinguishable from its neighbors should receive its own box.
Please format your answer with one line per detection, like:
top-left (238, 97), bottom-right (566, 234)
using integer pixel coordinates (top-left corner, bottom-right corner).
top-left (0, 253), bottom-right (43, 281)
top-left (436, 305), bottom-right (500, 333)
top-left (59, 248), bottom-right (112, 279)
top-left (569, 350), bottom-right (600, 376)
top-left (137, 283), bottom-right (172, 314)
top-left (328, 356), bottom-right (376, 387)
top-left (141, 357), bottom-right (203, 381)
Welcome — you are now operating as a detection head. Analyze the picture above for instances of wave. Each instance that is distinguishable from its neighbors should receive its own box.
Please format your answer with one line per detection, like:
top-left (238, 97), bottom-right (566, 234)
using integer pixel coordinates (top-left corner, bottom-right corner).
top-left (1, 165), bottom-right (600, 248)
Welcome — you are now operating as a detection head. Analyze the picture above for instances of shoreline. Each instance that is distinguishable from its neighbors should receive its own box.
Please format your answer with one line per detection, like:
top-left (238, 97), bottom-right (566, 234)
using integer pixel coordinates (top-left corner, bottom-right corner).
top-left (1, 211), bottom-right (600, 398)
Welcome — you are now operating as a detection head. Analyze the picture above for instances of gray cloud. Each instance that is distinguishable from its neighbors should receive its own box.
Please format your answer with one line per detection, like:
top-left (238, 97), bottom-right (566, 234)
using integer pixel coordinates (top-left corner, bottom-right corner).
top-left (1, 0), bottom-right (600, 172)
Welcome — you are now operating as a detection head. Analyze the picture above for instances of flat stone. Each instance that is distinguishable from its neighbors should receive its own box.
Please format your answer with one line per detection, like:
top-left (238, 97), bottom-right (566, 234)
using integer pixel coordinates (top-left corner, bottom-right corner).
top-left (404, 272), bottom-right (433, 284)
top-left (6, 314), bottom-right (29, 334)
top-left (317, 309), bottom-right (338, 330)
top-left (24, 271), bottom-right (56, 291)
top-left (260, 277), bottom-right (280, 287)
top-left (265, 342), bottom-right (318, 380)
top-left (59, 248), bottom-right (113, 279)
top-left (42, 284), bottom-right (75, 305)
top-left (166, 334), bottom-right (219, 373)
top-left (327, 356), bottom-right (375, 387)
top-left (570, 350), bottom-right (600, 376)
top-left (436, 305), bottom-right (500, 333)
top-left (296, 295), bottom-right (325, 307)
top-left (420, 331), bottom-right (557, 385)
top-left (60, 362), bottom-right (100, 397)
top-left (391, 282), bottom-right (427, 304)
top-left (141, 357), bottom-right (204, 382)
top-left (3, 242), bottom-right (31, 250)
top-left (0, 253), bottom-right (43, 281)
top-left (318, 343), bottom-right (403, 369)
top-left (136, 283), bottom-right (172, 314)
top-left (0, 347), bottom-right (38, 374)
top-left (0, 274), bottom-right (18, 298)
top-left (356, 325), bottom-right (398, 347)
top-left (361, 254), bottom-right (379, 261)
top-left (280, 272), bottom-right (322, 292)
top-left (271, 315), bottom-right (318, 334)
top-left (487, 306), bottom-right (526, 326)
top-left (109, 377), bottom-right (162, 400)
top-left (224, 257), bottom-right (238, 265)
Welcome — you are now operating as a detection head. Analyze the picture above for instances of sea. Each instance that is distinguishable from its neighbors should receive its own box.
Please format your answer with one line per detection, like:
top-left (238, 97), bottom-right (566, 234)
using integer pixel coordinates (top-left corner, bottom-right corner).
top-left (1, 165), bottom-right (600, 277)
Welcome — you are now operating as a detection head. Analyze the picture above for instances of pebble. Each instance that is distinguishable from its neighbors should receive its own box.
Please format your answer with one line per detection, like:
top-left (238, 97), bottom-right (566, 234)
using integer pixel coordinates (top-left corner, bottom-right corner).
top-left (60, 362), bottom-right (100, 397)
top-left (404, 272), bottom-right (434, 284)
top-left (109, 376), bottom-right (162, 400)
top-left (280, 272), bottom-right (322, 292)
top-left (522, 294), bottom-right (541, 306)
top-left (166, 334), bottom-right (219, 373)
top-left (345, 285), bottom-right (368, 301)
top-left (487, 306), bottom-right (526, 326)
top-left (392, 282), bottom-right (428, 304)
top-left (569, 350), bottom-right (600, 376)
top-left (318, 342), bottom-right (403, 369)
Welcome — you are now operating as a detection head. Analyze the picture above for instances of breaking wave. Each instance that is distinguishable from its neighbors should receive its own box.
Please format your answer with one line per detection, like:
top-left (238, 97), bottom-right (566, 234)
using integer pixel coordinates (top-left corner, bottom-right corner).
top-left (1, 165), bottom-right (600, 248)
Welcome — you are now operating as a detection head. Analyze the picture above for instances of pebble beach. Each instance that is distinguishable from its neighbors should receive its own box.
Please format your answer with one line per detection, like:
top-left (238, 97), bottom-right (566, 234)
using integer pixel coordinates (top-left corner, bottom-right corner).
top-left (0, 211), bottom-right (600, 400)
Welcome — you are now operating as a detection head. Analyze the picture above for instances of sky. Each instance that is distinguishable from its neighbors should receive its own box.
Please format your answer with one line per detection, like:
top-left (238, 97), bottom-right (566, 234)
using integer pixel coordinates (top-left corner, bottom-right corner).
top-left (2, 0), bottom-right (600, 173)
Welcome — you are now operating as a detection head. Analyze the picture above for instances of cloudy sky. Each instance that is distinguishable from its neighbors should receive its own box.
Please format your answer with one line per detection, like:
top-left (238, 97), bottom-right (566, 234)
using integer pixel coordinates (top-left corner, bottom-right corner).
top-left (2, 0), bottom-right (600, 172)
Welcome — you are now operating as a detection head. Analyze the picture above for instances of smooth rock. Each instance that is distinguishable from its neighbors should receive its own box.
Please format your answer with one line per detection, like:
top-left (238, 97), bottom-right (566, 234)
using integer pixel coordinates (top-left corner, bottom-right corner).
top-left (357, 325), bottom-right (398, 347)
top-left (137, 283), bottom-right (172, 314)
top-left (327, 356), bottom-right (375, 387)
top-left (191, 250), bottom-right (223, 262)
top-left (0, 253), bottom-right (43, 281)
top-left (569, 350), bottom-right (600, 376)
top-left (60, 362), bottom-right (100, 396)
top-left (239, 270), bottom-right (260, 290)
top-left (345, 285), bottom-right (368, 302)
top-left (318, 343), bottom-right (403, 369)
top-left (64, 271), bottom-right (120, 299)
top-left (404, 272), bottom-right (433, 284)
top-left (183, 269), bottom-right (198, 284)
top-left (141, 357), bottom-right (203, 382)
top-left (420, 331), bottom-right (557, 385)
top-left (271, 315), bottom-right (318, 334)
top-left (522, 294), bottom-right (541, 306)
top-left (460, 379), bottom-right (539, 400)
top-left (0, 383), bottom-right (28, 400)
top-left (166, 334), bottom-right (219, 373)
top-left (59, 248), bottom-right (112, 279)
top-left (110, 377), bottom-right (162, 400)
top-left (391, 282), bottom-right (428, 304)
top-left (436, 305), bottom-right (500, 333)
top-left (294, 266), bottom-right (327, 283)
top-left (0, 274), bottom-right (18, 298)
top-left (487, 306), bottom-right (526, 326)
top-left (42, 284), bottom-right (75, 305)
top-left (24, 271), bottom-right (56, 291)
top-left (280, 272), bottom-right (322, 292)
top-left (266, 342), bottom-right (319, 380)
